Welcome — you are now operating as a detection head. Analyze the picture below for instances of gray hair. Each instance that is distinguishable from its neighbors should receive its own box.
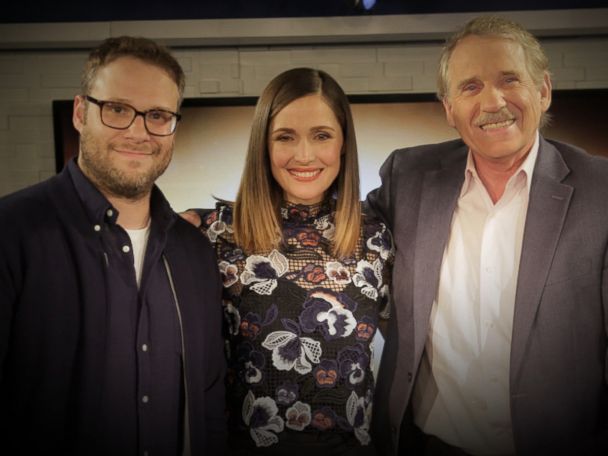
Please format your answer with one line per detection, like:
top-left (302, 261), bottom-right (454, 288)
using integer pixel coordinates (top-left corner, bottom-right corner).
top-left (437, 16), bottom-right (550, 101)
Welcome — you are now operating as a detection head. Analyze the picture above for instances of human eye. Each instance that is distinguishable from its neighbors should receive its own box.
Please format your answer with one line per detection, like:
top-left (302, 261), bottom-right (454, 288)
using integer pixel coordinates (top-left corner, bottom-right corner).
top-left (146, 110), bottom-right (172, 124)
top-left (273, 133), bottom-right (293, 142)
top-left (462, 82), bottom-right (479, 93)
top-left (104, 102), bottom-right (130, 116)
top-left (315, 131), bottom-right (332, 141)
top-left (504, 75), bottom-right (520, 85)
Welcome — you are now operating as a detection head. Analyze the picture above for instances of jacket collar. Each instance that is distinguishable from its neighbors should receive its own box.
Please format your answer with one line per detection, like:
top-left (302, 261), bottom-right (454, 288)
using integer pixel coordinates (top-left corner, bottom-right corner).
top-left (66, 158), bottom-right (176, 233)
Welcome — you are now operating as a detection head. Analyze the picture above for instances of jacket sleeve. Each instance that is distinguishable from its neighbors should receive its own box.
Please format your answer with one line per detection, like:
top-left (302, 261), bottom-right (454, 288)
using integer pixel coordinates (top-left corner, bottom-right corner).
top-left (575, 248), bottom-right (608, 455)
top-left (590, 245), bottom-right (608, 454)
top-left (364, 149), bottom-right (398, 230)
top-left (581, 194), bottom-right (608, 455)
top-left (167, 219), bottom-right (228, 454)
top-left (204, 262), bottom-right (228, 454)
top-left (0, 218), bottom-right (17, 384)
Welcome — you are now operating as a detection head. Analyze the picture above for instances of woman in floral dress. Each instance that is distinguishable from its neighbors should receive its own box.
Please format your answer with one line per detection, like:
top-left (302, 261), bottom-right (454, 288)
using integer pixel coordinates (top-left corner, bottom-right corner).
top-left (195, 68), bottom-right (392, 455)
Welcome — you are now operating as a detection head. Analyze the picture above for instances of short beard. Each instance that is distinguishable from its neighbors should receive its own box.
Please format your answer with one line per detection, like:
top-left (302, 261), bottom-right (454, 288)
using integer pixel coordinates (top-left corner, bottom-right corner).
top-left (78, 129), bottom-right (173, 200)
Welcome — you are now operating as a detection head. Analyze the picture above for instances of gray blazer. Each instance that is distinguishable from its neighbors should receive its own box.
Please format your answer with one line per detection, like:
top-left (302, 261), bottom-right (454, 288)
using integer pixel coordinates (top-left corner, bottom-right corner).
top-left (367, 137), bottom-right (608, 455)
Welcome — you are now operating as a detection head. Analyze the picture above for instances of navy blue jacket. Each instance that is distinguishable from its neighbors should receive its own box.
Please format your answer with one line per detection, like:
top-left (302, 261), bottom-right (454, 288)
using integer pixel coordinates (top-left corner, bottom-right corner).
top-left (0, 164), bottom-right (226, 455)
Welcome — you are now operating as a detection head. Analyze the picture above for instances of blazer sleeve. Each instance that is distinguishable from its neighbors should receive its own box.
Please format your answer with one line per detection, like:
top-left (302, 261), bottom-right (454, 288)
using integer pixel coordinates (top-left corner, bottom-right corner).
top-left (595, 245), bottom-right (608, 454)
top-left (603, 246), bottom-right (608, 378)
top-left (365, 149), bottom-right (398, 230)
top-left (203, 268), bottom-right (228, 454)
top-left (0, 216), bottom-right (18, 383)
top-left (575, 205), bottom-right (608, 455)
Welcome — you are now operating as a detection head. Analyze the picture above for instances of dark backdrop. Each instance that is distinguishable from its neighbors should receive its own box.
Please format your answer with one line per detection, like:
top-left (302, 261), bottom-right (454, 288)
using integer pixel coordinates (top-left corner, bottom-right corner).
top-left (2, 1), bottom-right (606, 23)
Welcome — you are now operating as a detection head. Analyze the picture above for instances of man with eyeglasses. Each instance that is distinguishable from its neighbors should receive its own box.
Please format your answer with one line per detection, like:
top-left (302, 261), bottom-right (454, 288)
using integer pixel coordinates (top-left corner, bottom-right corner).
top-left (0, 36), bottom-right (226, 455)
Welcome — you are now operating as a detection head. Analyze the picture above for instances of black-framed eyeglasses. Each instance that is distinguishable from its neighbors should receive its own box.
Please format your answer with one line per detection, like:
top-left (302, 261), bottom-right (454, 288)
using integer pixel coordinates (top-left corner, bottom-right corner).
top-left (84, 95), bottom-right (181, 137)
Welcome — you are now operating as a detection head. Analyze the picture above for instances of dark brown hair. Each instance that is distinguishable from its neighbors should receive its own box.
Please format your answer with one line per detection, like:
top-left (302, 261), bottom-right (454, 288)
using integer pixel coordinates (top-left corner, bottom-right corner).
top-left (81, 36), bottom-right (185, 105)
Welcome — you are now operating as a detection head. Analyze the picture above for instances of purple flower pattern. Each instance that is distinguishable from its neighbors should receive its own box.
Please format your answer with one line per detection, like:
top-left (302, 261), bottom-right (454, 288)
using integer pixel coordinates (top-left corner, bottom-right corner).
top-left (275, 381), bottom-right (299, 406)
top-left (313, 359), bottom-right (339, 388)
top-left (299, 289), bottom-right (357, 340)
top-left (311, 406), bottom-right (338, 431)
top-left (237, 342), bottom-right (265, 385)
top-left (239, 305), bottom-right (278, 340)
top-left (338, 344), bottom-right (370, 388)
top-left (355, 316), bottom-right (377, 342)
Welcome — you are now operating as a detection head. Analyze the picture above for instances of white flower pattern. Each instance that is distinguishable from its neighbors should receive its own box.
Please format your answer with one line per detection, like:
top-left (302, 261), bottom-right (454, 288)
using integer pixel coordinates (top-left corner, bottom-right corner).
top-left (314, 214), bottom-right (335, 240)
top-left (223, 299), bottom-right (241, 336)
top-left (325, 261), bottom-right (351, 285)
top-left (352, 258), bottom-right (384, 300)
top-left (285, 401), bottom-right (312, 431)
top-left (244, 361), bottom-right (263, 384)
top-left (243, 391), bottom-right (285, 447)
top-left (366, 224), bottom-right (393, 260)
top-left (262, 330), bottom-right (322, 374)
top-left (219, 260), bottom-right (238, 288)
top-left (207, 219), bottom-right (231, 243)
top-left (346, 391), bottom-right (371, 445)
top-left (240, 250), bottom-right (289, 295)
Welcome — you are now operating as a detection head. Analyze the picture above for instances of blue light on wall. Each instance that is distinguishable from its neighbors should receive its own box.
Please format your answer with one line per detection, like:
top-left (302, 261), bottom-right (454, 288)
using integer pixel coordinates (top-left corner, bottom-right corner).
top-left (354, 0), bottom-right (377, 12)
top-left (362, 0), bottom-right (377, 10)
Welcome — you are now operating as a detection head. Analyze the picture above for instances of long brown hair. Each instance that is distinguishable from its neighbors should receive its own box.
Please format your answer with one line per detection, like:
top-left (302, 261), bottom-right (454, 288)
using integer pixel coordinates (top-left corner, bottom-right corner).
top-left (234, 67), bottom-right (361, 257)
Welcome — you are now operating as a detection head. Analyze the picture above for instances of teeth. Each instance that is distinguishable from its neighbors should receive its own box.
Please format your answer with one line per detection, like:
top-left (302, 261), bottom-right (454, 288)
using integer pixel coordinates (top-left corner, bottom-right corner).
top-left (290, 170), bottom-right (320, 178)
top-left (481, 119), bottom-right (514, 130)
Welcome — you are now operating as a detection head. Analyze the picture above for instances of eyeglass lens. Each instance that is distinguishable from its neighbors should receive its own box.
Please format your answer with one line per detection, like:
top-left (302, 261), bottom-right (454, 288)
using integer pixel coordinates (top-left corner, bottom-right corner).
top-left (101, 101), bottom-right (177, 136)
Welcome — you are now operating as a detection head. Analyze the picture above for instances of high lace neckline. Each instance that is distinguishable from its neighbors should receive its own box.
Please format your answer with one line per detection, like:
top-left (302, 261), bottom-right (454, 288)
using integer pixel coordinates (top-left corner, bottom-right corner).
top-left (280, 199), bottom-right (333, 224)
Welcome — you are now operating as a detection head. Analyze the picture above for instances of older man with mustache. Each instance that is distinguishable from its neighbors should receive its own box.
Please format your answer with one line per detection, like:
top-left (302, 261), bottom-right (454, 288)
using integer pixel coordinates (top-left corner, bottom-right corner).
top-left (368, 15), bottom-right (608, 456)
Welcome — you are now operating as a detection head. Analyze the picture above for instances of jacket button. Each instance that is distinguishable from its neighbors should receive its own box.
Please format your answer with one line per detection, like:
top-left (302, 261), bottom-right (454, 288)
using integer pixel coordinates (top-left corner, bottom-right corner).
top-left (407, 372), bottom-right (413, 382)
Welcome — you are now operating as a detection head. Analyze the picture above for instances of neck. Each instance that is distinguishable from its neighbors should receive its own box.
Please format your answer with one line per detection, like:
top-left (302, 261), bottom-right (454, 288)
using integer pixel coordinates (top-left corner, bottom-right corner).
top-left (106, 193), bottom-right (152, 229)
top-left (472, 152), bottom-right (528, 204)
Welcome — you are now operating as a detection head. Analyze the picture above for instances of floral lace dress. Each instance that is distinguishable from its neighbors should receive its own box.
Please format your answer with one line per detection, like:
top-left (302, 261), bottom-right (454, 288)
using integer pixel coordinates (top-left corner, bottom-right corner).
top-left (201, 200), bottom-right (393, 454)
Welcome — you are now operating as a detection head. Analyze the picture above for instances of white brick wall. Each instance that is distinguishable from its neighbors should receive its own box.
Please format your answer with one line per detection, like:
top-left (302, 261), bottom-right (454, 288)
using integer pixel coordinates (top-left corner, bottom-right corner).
top-left (0, 35), bottom-right (607, 197)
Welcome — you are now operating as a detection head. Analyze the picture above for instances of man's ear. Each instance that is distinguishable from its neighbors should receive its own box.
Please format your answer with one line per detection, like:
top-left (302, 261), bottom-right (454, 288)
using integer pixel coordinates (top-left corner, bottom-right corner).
top-left (539, 72), bottom-right (552, 113)
top-left (72, 95), bottom-right (85, 134)
top-left (442, 97), bottom-right (456, 128)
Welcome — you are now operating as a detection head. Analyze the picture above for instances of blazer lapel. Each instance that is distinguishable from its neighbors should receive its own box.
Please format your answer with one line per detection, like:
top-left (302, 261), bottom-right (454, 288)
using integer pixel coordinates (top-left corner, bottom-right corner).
top-left (413, 148), bottom-right (467, 364)
top-left (510, 137), bottom-right (573, 383)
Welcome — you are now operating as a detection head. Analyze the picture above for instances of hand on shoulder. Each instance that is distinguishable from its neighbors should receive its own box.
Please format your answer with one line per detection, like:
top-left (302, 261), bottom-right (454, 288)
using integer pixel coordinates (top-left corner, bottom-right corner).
top-left (179, 210), bottom-right (202, 227)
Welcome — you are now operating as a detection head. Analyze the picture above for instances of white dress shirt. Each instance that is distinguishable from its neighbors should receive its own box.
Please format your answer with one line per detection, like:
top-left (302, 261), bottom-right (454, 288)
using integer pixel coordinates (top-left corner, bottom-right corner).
top-left (412, 133), bottom-right (540, 455)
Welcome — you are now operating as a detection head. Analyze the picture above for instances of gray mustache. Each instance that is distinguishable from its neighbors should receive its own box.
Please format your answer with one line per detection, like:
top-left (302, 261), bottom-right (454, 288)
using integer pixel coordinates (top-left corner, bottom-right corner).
top-left (474, 109), bottom-right (515, 127)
